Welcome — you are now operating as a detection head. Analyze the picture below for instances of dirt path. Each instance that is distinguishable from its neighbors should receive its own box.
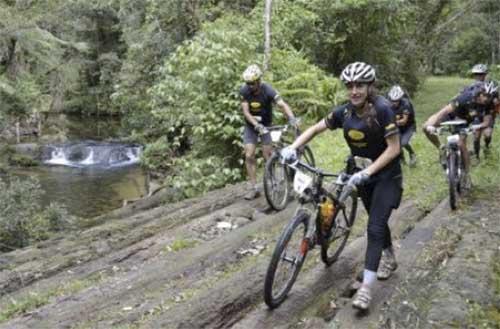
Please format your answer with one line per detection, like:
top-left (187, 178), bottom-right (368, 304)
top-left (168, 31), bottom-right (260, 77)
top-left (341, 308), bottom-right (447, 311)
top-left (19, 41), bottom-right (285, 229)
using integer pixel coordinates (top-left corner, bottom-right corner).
top-left (1, 183), bottom-right (498, 329)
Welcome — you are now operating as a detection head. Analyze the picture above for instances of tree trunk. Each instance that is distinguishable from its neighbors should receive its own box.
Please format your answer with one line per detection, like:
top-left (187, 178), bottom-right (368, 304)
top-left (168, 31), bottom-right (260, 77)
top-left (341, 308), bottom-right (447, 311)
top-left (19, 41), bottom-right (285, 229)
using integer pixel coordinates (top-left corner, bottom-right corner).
top-left (15, 121), bottom-right (20, 143)
top-left (263, 0), bottom-right (272, 72)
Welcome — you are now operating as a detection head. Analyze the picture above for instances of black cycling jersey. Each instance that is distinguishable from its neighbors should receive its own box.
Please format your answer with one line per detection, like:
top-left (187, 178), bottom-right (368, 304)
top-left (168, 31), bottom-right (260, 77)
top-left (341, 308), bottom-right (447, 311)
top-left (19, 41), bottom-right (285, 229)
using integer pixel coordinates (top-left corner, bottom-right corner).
top-left (324, 95), bottom-right (400, 179)
top-left (390, 97), bottom-right (415, 132)
top-left (240, 82), bottom-right (280, 126)
top-left (450, 92), bottom-right (490, 124)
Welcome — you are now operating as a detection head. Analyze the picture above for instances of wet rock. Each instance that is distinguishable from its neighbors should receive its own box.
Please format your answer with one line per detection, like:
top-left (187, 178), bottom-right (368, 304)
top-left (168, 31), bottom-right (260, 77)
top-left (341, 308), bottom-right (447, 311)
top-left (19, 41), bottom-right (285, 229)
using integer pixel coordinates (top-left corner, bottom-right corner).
top-left (298, 317), bottom-right (330, 329)
top-left (427, 293), bottom-right (468, 325)
top-left (232, 217), bottom-right (250, 228)
top-left (12, 143), bottom-right (40, 158)
top-left (216, 221), bottom-right (232, 230)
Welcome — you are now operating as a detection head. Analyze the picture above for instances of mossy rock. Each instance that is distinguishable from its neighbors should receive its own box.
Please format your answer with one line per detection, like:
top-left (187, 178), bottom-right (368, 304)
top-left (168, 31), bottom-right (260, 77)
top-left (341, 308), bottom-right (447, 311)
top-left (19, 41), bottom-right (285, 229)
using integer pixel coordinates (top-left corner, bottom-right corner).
top-left (9, 153), bottom-right (39, 167)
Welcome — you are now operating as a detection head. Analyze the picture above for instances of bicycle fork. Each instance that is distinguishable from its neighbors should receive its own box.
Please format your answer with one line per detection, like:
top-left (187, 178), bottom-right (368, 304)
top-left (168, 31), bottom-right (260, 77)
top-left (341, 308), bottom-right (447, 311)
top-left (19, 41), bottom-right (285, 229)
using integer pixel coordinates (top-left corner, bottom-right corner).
top-left (299, 211), bottom-right (319, 256)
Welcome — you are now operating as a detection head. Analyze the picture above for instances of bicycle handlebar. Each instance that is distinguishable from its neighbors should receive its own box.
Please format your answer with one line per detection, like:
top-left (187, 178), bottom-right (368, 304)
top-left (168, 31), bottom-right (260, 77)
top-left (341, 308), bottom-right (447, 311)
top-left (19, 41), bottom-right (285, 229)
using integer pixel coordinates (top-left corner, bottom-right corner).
top-left (430, 123), bottom-right (481, 136)
top-left (262, 118), bottom-right (302, 136)
top-left (286, 158), bottom-right (337, 178)
top-left (337, 183), bottom-right (356, 208)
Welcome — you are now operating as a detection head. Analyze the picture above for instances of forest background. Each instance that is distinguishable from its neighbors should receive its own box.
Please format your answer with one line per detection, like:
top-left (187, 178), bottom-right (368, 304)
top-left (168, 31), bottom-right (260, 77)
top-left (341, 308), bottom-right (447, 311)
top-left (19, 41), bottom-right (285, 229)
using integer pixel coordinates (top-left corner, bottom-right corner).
top-left (0, 0), bottom-right (500, 202)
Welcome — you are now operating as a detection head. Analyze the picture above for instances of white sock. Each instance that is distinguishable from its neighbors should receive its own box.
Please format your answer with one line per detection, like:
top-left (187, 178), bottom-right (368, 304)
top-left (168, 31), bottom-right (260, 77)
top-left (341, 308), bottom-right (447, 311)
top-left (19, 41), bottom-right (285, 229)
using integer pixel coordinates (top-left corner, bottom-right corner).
top-left (363, 269), bottom-right (377, 287)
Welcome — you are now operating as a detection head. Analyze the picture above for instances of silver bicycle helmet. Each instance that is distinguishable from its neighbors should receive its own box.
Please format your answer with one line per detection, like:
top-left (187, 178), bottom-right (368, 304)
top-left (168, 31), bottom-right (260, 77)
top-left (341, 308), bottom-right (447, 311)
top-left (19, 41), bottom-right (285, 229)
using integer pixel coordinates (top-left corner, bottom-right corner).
top-left (340, 62), bottom-right (376, 84)
top-left (242, 64), bottom-right (263, 83)
top-left (471, 64), bottom-right (488, 74)
top-left (388, 85), bottom-right (405, 101)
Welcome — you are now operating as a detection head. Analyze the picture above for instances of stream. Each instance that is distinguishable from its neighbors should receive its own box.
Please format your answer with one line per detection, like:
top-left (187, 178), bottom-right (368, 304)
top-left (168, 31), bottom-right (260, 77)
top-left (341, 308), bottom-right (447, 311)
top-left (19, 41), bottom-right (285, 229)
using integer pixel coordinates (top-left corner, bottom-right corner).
top-left (12, 114), bottom-right (148, 218)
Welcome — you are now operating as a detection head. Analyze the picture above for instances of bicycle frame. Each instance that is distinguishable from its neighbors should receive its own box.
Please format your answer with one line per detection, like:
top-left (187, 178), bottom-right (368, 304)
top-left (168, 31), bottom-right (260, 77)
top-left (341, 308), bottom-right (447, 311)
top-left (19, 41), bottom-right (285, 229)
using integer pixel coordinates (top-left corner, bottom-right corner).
top-left (263, 158), bottom-right (359, 308)
top-left (289, 160), bottom-right (349, 248)
top-left (435, 120), bottom-right (478, 209)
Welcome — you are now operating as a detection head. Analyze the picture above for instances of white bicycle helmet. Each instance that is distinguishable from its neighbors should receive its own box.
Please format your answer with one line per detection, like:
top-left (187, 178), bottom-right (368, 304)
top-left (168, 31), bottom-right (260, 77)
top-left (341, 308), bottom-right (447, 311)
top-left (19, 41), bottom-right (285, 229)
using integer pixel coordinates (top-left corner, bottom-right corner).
top-left (242, 64), bottom-right (262, 83)
top-left (485, 80), bottom-right (498, 95)
top-left (388, 85), bottom-right (405, 101)
top-left (340, 62), bottom-right (376, 84)
top-left (471, 64), bottom-right (488, 74)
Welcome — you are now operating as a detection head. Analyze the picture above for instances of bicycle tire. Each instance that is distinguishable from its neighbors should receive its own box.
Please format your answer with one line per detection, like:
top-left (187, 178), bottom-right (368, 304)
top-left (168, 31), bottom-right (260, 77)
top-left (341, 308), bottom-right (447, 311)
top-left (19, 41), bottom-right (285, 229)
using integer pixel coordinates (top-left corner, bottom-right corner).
top-left (263, 153), bottom-right (290, 210)
top-left (264, 211), bottom-right (310, 309)
top-left (320, 191), bottom-right (358, 266)
top-left (447, 150), bottom-right (458, 210)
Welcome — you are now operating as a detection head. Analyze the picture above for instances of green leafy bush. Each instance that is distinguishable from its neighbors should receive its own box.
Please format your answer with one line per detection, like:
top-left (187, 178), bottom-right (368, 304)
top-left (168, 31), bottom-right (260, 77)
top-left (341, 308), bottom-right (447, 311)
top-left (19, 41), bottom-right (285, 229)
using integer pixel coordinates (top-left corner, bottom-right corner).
top-left (0, 176), bottom-right (74, 251)
top-left (271, 49), bottom-right (345, 119)
top-left (165, 154), bottom-right (243, 198)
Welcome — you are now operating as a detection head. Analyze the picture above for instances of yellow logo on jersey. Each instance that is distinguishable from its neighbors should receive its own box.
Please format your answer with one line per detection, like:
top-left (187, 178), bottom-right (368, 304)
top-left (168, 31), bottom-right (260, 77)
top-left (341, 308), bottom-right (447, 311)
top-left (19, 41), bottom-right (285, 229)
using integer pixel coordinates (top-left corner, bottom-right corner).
top-left (348, 129), bottom-right (365, 141)
top-left (250, 102), bottom-right (261, 109)
top-left (351, 142), bottom-right (368, 148)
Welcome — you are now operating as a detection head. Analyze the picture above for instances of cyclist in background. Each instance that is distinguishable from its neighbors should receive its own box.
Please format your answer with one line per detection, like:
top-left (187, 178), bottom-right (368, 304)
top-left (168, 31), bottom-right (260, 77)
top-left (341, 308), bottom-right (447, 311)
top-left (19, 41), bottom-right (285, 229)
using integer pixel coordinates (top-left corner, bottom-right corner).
top-left (423, 81), bottom-right (492, 186)
top-left (281, 62), bottom-right (402, 311)
top-left (240, 64), bottom-right (298, 200)
top-left (481, 80), bottom-right (499, 154)
top-left (387, 85), bottom-right (417, 167)
top-left (471, 64), bottom-right (488, 82)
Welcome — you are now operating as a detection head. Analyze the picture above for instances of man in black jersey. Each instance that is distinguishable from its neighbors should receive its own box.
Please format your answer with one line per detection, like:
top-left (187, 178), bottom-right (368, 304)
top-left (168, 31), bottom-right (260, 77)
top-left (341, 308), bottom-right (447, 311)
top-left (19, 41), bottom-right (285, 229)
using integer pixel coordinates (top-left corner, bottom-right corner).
top-left (281, 62), bottom-right (402, 311)
top-left (240, 64), bottom-right (297, 200)
top-left (423, 81), bottom-right (492, 186)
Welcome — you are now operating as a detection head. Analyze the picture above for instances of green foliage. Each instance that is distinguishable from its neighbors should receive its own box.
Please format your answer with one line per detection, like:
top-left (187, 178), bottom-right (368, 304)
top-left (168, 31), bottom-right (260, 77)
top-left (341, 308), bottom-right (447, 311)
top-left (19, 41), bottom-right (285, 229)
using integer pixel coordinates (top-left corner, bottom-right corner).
top-left (0, 292), bottom-right (49, 323)
top-left (166, 238), bottom-right (199, 252)
top-left (437, 27), bottom-right (491, 75)
top-left (165, 155), bottom-right (243, 198)
top-left (431, 0), bottom-right (500, 75)
top-left (114, 0), bottom-right (257, 134)
top-left (271, 49), bottom-right (345, 119)
top-left (300, 0), bottom-right (429, 94)
top-left (140, 138), bottom-right (175, 173)
top-left (0, 176), bottom-right (75, 251)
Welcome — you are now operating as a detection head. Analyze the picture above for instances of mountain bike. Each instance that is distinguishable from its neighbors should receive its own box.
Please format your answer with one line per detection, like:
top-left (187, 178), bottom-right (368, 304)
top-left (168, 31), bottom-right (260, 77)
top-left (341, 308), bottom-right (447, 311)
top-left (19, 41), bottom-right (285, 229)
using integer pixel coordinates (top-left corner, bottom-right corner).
top-left (263, 156), bottom-right (370, 309)
top-left (263, 123), bottom-right (315, 210)
top-left (433, 120), bottom-right (479, 210)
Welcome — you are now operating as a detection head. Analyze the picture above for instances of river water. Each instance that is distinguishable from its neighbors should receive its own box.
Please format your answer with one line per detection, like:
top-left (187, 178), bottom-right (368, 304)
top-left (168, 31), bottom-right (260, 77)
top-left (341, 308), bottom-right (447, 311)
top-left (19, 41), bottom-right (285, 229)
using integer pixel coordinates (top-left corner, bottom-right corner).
top-left (12, 114), bottom-right (148, 218)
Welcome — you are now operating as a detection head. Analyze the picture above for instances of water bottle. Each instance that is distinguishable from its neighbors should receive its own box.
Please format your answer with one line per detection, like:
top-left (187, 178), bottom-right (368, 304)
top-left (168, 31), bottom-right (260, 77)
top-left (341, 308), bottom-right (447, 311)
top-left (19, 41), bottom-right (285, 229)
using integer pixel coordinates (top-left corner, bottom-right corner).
top-left (320, 198), bottom-right (335, 233)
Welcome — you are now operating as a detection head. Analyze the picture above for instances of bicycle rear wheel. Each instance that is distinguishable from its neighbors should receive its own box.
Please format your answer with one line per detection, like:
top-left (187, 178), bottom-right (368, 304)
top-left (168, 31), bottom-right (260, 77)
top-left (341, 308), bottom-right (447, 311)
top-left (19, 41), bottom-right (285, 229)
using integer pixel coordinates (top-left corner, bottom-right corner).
top-left (264, 153), bottom-right (290, 210)
top-left (264, 211), bottom-right (310, 309)
top-left (447, 151), bottom-right (458, 210)
top-left (320, 191), bottom-right (358, 266)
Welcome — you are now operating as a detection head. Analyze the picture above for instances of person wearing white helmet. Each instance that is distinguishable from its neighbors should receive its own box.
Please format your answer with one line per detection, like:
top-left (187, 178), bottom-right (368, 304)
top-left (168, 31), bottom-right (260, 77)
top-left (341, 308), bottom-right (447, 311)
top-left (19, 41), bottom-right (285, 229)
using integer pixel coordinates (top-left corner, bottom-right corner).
top-left (471, 64), bottom-right (488, 82)
top-left (424, 81), bottom-right (492, 183)
top-left (281, 62), bottom-right (402, 311)
top-left (240, 64), bottom-right (297, 200)
top-left (387, 85), bottom-right (417, 167)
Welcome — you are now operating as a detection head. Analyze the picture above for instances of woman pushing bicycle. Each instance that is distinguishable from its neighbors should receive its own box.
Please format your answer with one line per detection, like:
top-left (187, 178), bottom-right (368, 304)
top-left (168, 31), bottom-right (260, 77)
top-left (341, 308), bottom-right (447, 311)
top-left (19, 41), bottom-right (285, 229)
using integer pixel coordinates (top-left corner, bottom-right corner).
top-left (280, 62), bottom-right (402, 310)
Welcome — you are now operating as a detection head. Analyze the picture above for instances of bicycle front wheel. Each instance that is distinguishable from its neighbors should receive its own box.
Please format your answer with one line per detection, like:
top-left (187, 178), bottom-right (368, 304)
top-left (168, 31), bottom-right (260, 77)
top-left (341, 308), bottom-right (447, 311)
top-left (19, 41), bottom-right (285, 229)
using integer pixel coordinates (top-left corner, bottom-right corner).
top-left (320, 191), bottom-right (358, 266)
top-left (264, 211), bottom-right (310, 309)
top-left (447, 150), bottom-right (458, 210)
top-left (299, 145), bottom-right (315, 167)
top-left (264, 153), bottom-right (290, 210)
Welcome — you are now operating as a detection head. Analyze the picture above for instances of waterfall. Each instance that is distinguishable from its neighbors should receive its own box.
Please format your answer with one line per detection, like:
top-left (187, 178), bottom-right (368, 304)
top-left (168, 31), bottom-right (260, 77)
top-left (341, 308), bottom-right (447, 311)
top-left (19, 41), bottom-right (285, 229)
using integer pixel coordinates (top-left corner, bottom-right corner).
top-left (42, 141), bottom-right (142, 168)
